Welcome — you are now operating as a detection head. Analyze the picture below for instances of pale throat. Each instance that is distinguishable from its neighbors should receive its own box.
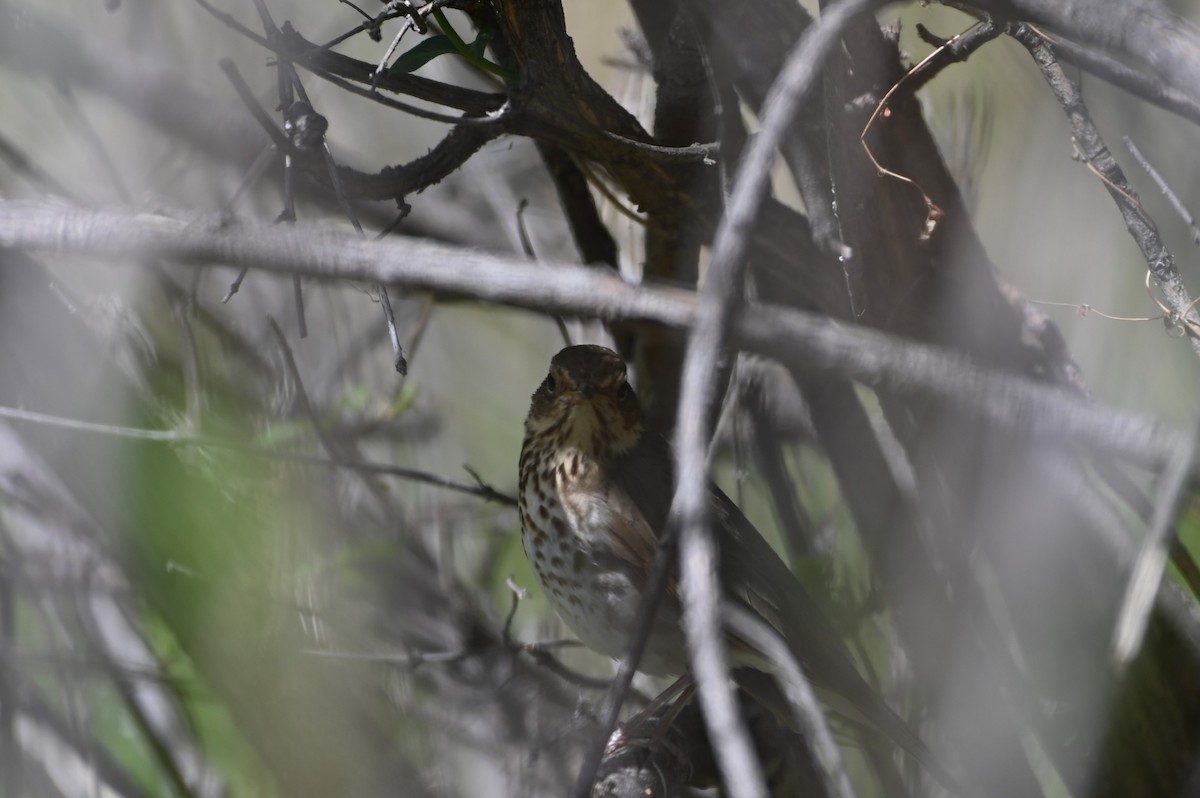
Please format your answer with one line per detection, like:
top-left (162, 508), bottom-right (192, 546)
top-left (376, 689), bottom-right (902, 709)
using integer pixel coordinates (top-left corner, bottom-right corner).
top-left (552, 397), bottom-right (640, 458)
top-left (527, 400), bottom-right (637, 549)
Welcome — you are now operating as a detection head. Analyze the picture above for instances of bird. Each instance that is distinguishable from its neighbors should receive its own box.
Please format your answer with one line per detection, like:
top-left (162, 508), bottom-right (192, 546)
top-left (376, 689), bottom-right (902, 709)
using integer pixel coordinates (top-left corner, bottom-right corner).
top-left (518, 344), bottom-right (960, 792)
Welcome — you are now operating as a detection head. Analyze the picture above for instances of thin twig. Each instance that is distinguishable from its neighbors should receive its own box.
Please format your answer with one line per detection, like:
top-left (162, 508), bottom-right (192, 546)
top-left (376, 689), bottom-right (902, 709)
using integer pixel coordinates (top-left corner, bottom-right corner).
top-left (217, 59), bottom-right (290, 152)
top-left (0, 403), bottom-right (517, 504)
top-left (188, 0), bottom-right (271, 48)
top-left (723, 604), bottom-right (857, 798)
top-left (282, 50), bottom-right (408, 371)
top-left (861, 19), bottom-right (1002, 234)
top-left (1123, 137), bottom-right (1200, 245)
top-left (0, 132), bottom-right (78, 200)
top-left (0, 405), bottom-right (186, 441)
top-left (906, 19), bottom-right (1002, 95)
top-left (0, 555), bottom-right (18, 798)
top-left (377, 285), bottom-right (409, 374)
top-left (1113, 424), bottom-right (1200, 669)
top-left (267, 317), bottom-right (348, 463)
top-left (516, 199), bottom-right (572, 347)
top-left (501, 577), bottom-right (527, 642)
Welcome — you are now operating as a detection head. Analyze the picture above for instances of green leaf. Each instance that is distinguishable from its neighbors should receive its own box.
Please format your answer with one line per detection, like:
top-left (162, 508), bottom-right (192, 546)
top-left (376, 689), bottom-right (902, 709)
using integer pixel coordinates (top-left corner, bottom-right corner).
top-left (467, 26), bottom-right (495, 58)
top-left (388, 35), bottom-right (456, 74)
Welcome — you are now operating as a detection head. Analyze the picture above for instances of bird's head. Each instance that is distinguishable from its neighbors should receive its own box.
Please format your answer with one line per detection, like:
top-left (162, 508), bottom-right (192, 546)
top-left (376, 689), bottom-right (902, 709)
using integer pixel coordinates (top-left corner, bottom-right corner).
top-left (525, 345), bottom-right (644, 457)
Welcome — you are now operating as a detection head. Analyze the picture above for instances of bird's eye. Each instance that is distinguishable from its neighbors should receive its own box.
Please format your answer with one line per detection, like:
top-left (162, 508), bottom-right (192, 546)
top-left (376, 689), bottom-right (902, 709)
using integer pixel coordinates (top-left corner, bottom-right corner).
top-left (617, 381), bottom-right (632, 400)
top-left (542, 373), bottom-right (557, 393)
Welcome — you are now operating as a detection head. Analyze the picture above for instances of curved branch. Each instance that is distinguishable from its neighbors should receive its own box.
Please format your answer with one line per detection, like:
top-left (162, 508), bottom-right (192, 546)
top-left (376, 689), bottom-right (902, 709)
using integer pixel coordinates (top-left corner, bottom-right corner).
top-left (671, 1), bottom-right (890, 794)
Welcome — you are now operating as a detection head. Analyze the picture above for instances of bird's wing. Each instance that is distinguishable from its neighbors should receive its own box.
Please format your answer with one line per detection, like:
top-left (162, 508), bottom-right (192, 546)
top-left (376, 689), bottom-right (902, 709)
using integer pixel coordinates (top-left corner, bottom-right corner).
top-left (711, 485), bottom-right (964, 793)
top-left (707, 484), bottom-right (870, 696)
top-left (611, 433), bottom-right (861, 688)
top-left (611, 436), bottom-right (957, 788)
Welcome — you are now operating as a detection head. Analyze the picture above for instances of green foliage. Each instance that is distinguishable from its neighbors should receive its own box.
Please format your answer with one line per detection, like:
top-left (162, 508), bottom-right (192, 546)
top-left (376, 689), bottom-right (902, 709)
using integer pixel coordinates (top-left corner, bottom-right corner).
top-left (388, 26), bottom-right (498, 75)
top-left (388, 35), bottom-right (460, 75)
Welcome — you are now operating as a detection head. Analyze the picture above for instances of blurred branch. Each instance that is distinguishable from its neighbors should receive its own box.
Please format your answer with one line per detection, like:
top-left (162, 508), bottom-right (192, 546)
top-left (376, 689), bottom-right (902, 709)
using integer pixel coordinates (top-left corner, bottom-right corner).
top-left (0, 404), bottom-right (516, 505)
top-left (723, 605), bottom-right (855, 798)
top-left (0, 199), bottom-right (1189, 474)
top-left (80, 597), bottom-right (221, 798)
top-left (0, 6), bottom-right (262, 164)
top-left (0, 548), bottom-right (17, 798)
top-left (16, 684), bottom-right (154, 798)
top-left (1113, 426), bottom-right (1200, 668)
top-left (0, 131), bottom-right (78, 200)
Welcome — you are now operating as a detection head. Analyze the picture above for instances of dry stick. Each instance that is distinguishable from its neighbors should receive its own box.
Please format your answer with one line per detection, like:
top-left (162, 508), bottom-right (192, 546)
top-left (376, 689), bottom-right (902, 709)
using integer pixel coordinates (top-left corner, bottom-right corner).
top-left (253, 0), bottom-right (312, 341)
top-left (237, 445), bottom-right (516, 505)
top-left (1123, 137), bottom-right (1200, 245)
top-left (266, 316), bottom-right (354, 464)
top-left (217, 58), bottom-right (293, 307)
top-left (1010, 23), bottom-right (1200, 359)
top-left (17, 689), bottom-right (154, 798)
top-left (237, 0), bottom-right (403, 364)
top-left (0, 132), bottom-right (77, 199)
top-left (723, 605), bottom-right (855, 798)
top-left (672, 1), bottom-right (884, 797)
top-left (0, 403), bottom-right (518, 506)
top-left (910, 19), bottom-right (1001, 93)
top-left (279, 154), bottom-right (307, 338)
top-left (264, 0), bottom-right (404, 373)
top-left (860, 18), bottom-right (1000, 238)
top-left (1113, 425), bottom-right (1200, 669)
top-left (78, 595), bottom-right (206, 798)
top-left (0, 562), bottom-right (18, 798)
top-left (319, 132), bottom-right (408, 374)
top-left (289, 67), bottom-right (408, 372)
top-left (0, 201), bottom-right (1193, 472)
top-left (516, 199), bottom-right (572, 347)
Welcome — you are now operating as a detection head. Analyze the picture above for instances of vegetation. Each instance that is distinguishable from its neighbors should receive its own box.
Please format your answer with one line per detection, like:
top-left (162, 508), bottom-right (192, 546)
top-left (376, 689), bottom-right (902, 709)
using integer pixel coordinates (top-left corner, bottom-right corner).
top-left (2, 0), bottom-right (1200, 796)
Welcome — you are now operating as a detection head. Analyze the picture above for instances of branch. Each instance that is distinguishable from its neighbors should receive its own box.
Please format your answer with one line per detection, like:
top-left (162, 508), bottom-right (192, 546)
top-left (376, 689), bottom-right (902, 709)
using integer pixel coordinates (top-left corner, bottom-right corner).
top-left (1112, 425), bottom-right (1200, 668)
top-left (671, 1), bottom-right (888, 796)
top-left (0, 404), bottom-right (516, 505)
top-left (723, 605), bottom-right (855, 798)
top-left (0, 200), bottom-right (1188, 474)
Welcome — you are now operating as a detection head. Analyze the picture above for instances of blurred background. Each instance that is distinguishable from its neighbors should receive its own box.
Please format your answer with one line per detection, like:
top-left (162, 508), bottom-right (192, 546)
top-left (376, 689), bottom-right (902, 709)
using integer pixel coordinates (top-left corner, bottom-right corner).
top-left (1, 0), bottom-right (1199, 796)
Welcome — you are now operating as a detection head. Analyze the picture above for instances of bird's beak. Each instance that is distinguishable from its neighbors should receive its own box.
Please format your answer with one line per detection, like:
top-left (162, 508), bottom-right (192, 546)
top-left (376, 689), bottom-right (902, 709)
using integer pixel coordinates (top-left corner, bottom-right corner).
top-left (577, 383), bottom-right (597, 399)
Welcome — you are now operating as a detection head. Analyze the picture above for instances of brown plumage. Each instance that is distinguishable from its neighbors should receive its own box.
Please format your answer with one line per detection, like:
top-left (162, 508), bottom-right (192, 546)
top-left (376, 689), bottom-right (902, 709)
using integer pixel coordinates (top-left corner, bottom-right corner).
top-left (519, 344), bottom-right (960, 793)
